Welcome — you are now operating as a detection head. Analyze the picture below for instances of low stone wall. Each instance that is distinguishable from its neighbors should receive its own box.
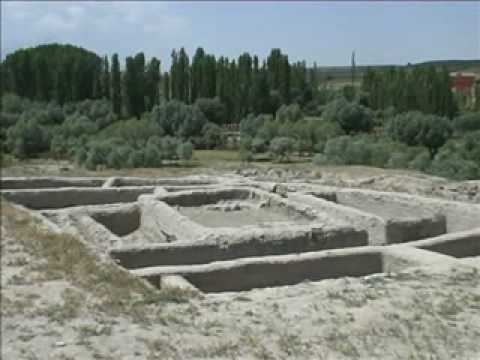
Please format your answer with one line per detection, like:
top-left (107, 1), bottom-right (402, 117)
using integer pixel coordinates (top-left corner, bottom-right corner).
top-left (158, 187), bottom-right (255, 207)
top-left (408, 228), bottom-right (480, 258)
top-left (0, 177), bottom-right (105, 189)
top-left (289, 193), bottom-right (386, 245)
top-left (104, 176), bottom-right (218, 187)
top-left (335, 188), bottom-right (480, 233)
top-left (131, 243), bottom-right (466, 293)
top-left (384, 215), bottom-right (446, 244)
top-left (297, 190), bottom-right (451, 245)
top-left (131, 247), bottom-right (383, 292)
top-left (110, 225), bottom-right (368, 269)
top-left (335, 189), bottom-right (440, 220)
top-left (1, 187), bottom-right (154, 209)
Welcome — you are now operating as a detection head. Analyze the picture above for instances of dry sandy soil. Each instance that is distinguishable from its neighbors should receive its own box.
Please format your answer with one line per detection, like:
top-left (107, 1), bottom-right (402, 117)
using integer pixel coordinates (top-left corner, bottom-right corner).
top-left (2, 160), bottom-right (480, 359)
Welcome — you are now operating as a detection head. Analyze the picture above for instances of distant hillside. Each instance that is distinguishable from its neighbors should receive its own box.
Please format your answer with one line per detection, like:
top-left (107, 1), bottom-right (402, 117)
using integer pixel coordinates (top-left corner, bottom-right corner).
top-left (414, 59), bottom-right (480, 73)
top-left (315, 59), bottom-right (480, 84)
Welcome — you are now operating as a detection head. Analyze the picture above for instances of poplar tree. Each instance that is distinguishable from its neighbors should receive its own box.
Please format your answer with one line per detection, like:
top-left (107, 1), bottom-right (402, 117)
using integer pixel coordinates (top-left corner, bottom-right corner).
top-left (102, 55), bottom-right (111, 99)
top-left (111, 53), bottom-right (122, 116)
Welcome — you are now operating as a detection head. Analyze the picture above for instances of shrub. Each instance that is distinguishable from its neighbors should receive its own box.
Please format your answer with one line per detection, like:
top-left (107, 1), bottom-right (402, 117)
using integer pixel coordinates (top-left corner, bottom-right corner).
top-left (323, 136), bottom-right (350, 164)
top-left (276, 104), bottom-right (303, 123)
top-left (144, 143), bottom-right (163, 167)
top-left (84, 141), bottom-right (112, 170)
top-left (239, 148), bottom-right (253, 162)
top-left (6, 118), bottom-right (50, 158)
top-left (106, 145), bottom-right (133, 169)
top-left (386, 111), bottom-right (452, 157)
top-left (269, 137), bottom-right (295, 162)
top-left (195, 97), bottom-right (227, 125)
top-left (409, 151), bottom-right (431, 171)
top-left (74, 147), bottom-right (88, 165)
top-left (240, 114), bottom-right (271, 138)
top-left (201, 122), bottom-right (223, 149)
top-left (251, 137), bottom-right (267, 154)
top-left (312, 153), bottom-right (329, 166)
top-left (126, 150), bottom-right (145, 168)
top-left (99, 117), bottom-right (163, 146)
top-left (322, 98), bottom-right (374, 134)
top-left (2, 93), bottom-right (25, 113)
top-left (453, 112), bottom-right (480, 133)
top-left (386, 152), bottom-right (410, 169)
top-left (159, 136), bottom-right (179, 160)
top-left (150, 100), bottom-right (207, 138)
top-left (177, 142), bottom-right (193, 161)
top-left (429, 151), bottom-right (479, 180)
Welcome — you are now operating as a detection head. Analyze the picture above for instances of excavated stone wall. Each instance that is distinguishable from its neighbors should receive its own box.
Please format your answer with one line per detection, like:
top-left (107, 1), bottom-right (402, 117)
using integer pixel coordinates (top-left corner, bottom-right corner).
top-left (2, 175), bottom-right (479, 294)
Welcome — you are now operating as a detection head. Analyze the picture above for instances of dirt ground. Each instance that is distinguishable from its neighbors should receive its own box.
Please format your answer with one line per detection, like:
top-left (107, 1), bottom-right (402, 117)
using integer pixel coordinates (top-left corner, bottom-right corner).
top-left (2, 159), bottom-right (480, 359)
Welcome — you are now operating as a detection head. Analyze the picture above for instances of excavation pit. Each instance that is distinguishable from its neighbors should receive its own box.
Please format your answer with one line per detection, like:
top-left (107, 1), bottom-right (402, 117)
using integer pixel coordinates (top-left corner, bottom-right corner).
top-left (1, 187), bottom-right (155, 209)
top-left (90, 206), bottom-right (141, 237)
top-left (159, 187), bottom-right (317, 229)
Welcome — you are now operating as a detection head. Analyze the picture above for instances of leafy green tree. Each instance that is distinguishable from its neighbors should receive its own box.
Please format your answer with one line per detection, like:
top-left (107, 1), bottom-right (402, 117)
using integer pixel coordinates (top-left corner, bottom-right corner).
top-left (6, 117), bottom-right (50, 158)
top-left (195, 97), bottom-right (227, 125)
top-left (386, 111), bottom-right (452, 157)
top-left (323, 98), bottom-right (374, 134)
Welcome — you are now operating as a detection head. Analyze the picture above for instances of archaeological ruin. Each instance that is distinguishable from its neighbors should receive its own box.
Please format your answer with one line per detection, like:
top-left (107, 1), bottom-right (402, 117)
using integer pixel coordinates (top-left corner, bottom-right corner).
top-left (1, 175), bottom-right (479, 294)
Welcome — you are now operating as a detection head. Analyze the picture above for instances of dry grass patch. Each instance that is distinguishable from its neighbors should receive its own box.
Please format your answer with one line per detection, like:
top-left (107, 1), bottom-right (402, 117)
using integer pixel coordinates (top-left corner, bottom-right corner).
top-left (1, 200), bottom-right (196, 322)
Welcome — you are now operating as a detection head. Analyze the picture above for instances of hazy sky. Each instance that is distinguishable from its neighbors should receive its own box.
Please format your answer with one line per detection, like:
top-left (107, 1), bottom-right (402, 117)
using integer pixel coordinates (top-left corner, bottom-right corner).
top-left (2, 1), bottom-right (479, 67)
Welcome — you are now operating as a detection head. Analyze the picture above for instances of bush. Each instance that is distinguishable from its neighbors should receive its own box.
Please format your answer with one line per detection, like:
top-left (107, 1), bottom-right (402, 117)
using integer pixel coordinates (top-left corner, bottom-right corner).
top-left (312, 153), bottom-right (329, 166)
top-left (177, 142), bottom-right (193, 161)
top-left (323, 136), bottom-right (350, 164)
top-left (276, 104), bottom-right (302, 123)
top-left (126, 150), bottom-right (145, 168)
top-left (239, 148), bottom-right (253, 162)
top-left (240, 114), bottom-right (271, 138)
top-left (453, 112), bottom-right (480, 133)
top-left (201, 122), bottom-right (223, 149)
top-left (429, 150), bottom-right (479, 180)
top-left (251, 137), bottom-right (267, 154)
top-left (144, 143), bottom-right (163, 167)
top-left (386, 111), bottom-right (452, 157)
top-left (409, 151), bottom-right (431, 172)
top-left (6, 118), bottom-right (50, 158)
top-left (269, 137), bottom-right (295, 162)
top-left (99, 117), bottom-right (163, 146)
top-left (106, 145), bottom-right (133, 169)
top-left (2, 93), bottom-right (25, 113)
top-left (150, 100), bottom-right (207, 138)
top-left (322, 98), bottom-right (374, 134)
top-left (195, 97), bottom-right (227, 125)
top-left (386, 152), bottom-right (410, 169)
top-left (84, 141), bottom-right (112, 170)
top-left (159, 136), bottom-right (180, 160)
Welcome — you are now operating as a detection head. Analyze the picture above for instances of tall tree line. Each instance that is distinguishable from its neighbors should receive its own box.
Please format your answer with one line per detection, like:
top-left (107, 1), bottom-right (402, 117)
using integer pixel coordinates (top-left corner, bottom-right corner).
top-left (3, 43), bottom-right (351, 123)
top-left (362, 65), bottom-right (457, 118)
top-left (2, 44), bottom-right (103, 105)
